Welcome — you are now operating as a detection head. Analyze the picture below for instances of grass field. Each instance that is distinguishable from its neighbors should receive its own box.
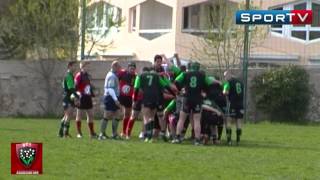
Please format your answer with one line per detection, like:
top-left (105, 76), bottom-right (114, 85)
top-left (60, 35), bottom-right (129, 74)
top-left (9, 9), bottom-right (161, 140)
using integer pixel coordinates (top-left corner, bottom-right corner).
top-left (0, 118), bottom-right (319, 180)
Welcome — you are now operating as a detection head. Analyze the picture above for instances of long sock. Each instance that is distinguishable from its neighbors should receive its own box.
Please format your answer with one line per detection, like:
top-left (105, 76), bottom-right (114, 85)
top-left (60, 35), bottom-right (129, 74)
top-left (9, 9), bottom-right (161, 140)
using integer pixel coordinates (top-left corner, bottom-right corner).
top-left (58, 120), bottom-right (64, 136)
top-left (122, 117), bottom-right (130, 135)
top-left (100, 118), bottom-right (108, 135)
top-left (212, 134), bottom-right (217, 141)
top-left (191, 129), bottom-right (195, 139)
top-left (76, 121), bottom-right (82, 135)
top-left (88, 122), bottom-right (95, 135)
top-left (126, 119), bottom-right (135, 136)
top-left (149, 121), bottom-right (154, 139)
top-left (217, 126), bottom-right (223, 140)
top-left (64, 121), bottom-right (70, 136)
top-left (112, 119), bottom-right (120, 136)
top-left (226, 128), bottom-right (232, 142)
top-left (144, 123), bottom-right (150, 139)
top-left (236, 128), bottom-right (242, 142)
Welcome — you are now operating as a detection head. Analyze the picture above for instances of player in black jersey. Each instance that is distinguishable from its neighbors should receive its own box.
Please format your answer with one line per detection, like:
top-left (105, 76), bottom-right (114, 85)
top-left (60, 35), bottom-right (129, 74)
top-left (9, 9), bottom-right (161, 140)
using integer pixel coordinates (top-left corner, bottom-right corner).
top-left (223, 70), bottom-right (244, 145)
top-left (173, 62), bottom-right (213, 145)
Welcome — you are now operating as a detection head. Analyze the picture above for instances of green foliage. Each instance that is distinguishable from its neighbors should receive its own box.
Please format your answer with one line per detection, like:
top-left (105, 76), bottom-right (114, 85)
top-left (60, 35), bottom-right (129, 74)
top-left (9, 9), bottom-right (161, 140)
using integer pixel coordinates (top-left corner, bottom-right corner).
top-left (0, 0), bottom-right (79, 60)
top-left (252, 66), bottom-right (311, 122)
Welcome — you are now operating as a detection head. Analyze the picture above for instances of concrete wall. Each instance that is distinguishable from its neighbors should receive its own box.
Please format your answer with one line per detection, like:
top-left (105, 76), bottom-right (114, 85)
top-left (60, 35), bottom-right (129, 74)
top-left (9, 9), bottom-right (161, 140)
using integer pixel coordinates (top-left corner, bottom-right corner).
top-left (0, 60), bottom-right (319, 122)
top-left (0, 60), bottom-right (151, 117)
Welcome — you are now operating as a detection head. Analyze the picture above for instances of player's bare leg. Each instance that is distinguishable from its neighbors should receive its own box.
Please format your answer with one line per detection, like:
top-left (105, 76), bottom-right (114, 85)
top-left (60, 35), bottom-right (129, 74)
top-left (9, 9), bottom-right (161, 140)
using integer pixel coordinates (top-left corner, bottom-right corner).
top-left (99, 111), bottom-right (112, 140)
top-left (193, 112), bottom-right (202, 145)
top-left (236, 118), bottom-right (242, 145)
top-left (58, 115), bottom-right (66, 137)
top-left (157, 111), bottom-right (168, 142)
top-left (172, 111), bottom-right (188, 143)
top-left (86, 109), bottom-right (96, 139)
top-left (126, 109), bottom-right (140, 139)
top-left (111, 110), bottom-right (121, 139)
top-left (225, 117), bottom-right (232, 145)
top-left (142, 107), bottom-right (156, 143)
top-left (63, 107), bottom-right (73, 137)
top-left (122, 106), bottom-right (131, 138)
top-left (75, 109), bottom-right (83, 138)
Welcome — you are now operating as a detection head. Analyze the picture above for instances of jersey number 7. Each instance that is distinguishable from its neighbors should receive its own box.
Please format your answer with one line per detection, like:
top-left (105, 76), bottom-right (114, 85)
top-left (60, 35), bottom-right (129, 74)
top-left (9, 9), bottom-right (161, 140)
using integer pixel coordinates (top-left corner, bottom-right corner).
top-left (146, 75), bottom-right (153, 86)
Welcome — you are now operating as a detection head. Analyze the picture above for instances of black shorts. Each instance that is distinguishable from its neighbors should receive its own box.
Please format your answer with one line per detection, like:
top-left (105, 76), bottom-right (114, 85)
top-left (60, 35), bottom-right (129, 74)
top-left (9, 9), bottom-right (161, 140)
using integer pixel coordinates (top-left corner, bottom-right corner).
top-left (62, 94), bottom-right (74, 110)
top-left (104, 95), bottom-right (120, 112)
top-left (79, 95), bottom-right (93, 110)
top-left (201, 110), bottom-right (224, 134)
top-left (181, 97), bottom-right (202, 114)
top-left (227, 101), bottom-right (244, 119)
top-left (143, 102), bottom-right (158, 110)
top-left (133, 100), bottom-right (142, 111)
top-left (157, 103), bottom-right (165, 111)
top-left (215, 97), bottom-right (227, 114)
top-left (119, 95), bottom-right (133, 108)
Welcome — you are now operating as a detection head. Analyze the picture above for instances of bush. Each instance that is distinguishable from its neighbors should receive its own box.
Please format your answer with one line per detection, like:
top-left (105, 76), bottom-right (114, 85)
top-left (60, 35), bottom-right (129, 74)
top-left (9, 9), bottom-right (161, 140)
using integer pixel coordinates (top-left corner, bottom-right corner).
top-left (251, 66), bottom-right (311, 122)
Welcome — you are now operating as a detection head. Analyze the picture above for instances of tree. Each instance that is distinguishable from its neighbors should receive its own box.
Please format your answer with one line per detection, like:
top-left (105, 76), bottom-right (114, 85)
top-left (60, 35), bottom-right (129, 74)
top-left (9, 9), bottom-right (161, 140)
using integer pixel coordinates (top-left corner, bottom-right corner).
top-left (84, 1), bottom-right (124, 58)
top-left (0, 0), bottom-right (79, 60)
top-left (192, 0), bottom-right (267, 79)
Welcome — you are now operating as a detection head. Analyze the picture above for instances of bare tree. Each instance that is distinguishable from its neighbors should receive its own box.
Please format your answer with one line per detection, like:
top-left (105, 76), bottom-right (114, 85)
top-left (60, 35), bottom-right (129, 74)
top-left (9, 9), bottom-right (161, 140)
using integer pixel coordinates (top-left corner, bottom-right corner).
top-left (192, 0), bottom-right (267, 79)
top-left (23, 60), bottom-right (63, 116)
top-left (85, 1), bottom-right (124, 58)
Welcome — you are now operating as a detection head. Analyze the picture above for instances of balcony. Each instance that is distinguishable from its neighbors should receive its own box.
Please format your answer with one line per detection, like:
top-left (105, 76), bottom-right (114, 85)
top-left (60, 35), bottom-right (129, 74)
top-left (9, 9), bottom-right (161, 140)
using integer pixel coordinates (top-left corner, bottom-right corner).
top-left (130, 0), bottom-right (173, 40)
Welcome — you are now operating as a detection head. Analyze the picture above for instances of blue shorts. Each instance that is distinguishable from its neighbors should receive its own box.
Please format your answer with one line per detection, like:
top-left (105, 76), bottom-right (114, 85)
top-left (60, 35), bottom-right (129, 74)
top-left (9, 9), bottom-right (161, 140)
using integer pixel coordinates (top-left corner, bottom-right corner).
top-left (104, 95), bottom-right (120, 112)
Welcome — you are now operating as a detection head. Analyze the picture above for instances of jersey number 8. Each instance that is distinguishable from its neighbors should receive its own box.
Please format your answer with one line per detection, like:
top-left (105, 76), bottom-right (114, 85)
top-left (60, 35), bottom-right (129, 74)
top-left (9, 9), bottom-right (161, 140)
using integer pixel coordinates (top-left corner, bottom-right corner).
top-left (189, 76), bottom-right (197, 88)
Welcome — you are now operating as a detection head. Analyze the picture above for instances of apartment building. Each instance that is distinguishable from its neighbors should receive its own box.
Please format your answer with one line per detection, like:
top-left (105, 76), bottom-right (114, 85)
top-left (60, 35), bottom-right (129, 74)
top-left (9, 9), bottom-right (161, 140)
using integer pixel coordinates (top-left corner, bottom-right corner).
top-left (83, 0), bottom-right (320, 66)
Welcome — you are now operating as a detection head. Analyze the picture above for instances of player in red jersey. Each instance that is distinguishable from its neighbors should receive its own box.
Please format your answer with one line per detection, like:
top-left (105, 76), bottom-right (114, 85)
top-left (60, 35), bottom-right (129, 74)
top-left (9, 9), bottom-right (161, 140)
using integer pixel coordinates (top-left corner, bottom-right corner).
top-left (126, 67), bottom-right (149, 139)
top-left (117, 62), bottom-right (137, 139)
top-left (74, 62), bottom-right (97, 139)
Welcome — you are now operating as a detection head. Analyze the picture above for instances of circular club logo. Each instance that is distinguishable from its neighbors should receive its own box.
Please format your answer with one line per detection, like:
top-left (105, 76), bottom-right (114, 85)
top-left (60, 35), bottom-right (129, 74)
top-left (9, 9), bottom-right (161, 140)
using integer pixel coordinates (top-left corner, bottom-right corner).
top-left (121, 85), bottom-right (131, 95)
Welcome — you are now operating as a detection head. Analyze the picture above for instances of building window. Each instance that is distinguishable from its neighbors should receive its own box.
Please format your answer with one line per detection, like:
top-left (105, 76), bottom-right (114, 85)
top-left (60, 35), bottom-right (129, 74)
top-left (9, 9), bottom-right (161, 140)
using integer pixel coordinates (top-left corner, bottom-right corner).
top-left (138, 0), bottom-right (173, 40)
top-left (270, 0), bottom-right (320, 42)
top-left (182, 2), bottom-right (237, 35)
top-left (129, 6), bottom-right (137, 32)
top-left (86, 2), bottom-right (122, 35)
top-left (183, 7), bottom-right (189, 29)
top-left (182, 4), bottom-right (201, 31)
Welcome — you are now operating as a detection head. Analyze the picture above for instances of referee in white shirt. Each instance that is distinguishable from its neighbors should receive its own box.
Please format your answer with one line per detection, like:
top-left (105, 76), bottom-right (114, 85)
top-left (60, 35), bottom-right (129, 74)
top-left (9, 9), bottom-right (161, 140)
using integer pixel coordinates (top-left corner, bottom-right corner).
top-left (99, 61), bottom-right (122, 140)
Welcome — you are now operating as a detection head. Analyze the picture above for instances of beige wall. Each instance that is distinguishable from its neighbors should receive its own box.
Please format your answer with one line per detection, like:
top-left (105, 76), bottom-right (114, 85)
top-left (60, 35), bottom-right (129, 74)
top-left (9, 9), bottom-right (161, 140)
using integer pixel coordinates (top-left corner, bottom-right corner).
top-left (85, 0), bottom-right (320, 65)
top-left (0, 60), bottom-right (151, 117)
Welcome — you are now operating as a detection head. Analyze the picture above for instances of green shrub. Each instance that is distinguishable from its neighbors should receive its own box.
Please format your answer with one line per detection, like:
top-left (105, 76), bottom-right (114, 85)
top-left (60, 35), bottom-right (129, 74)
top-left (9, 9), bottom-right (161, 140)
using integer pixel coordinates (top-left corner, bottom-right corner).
top-left (251, 66), bottom-right (311, 122)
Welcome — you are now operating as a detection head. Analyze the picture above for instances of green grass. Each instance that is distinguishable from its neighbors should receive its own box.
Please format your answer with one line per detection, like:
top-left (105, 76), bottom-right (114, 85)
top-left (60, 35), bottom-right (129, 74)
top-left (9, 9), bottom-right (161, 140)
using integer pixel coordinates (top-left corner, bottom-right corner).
top-left (0, 118), bottom-right (319, 180)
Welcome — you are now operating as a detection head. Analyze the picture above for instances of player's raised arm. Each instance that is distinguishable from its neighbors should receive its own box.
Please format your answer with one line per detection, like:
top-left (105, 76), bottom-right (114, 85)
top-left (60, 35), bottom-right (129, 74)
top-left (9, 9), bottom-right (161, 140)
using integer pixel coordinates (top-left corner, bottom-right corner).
top-left (174, 53), bottom-right (181, 67)
top-left (223, 81), bottom-right (230, 95)
top-left (160, 76), bottom-right (177, 96)
top-left (202, 104), bottom-right (222, 116)
top-left (205, 76), bottom-right (221, 86)
top-left (133, 75), bottom-right (141, 101)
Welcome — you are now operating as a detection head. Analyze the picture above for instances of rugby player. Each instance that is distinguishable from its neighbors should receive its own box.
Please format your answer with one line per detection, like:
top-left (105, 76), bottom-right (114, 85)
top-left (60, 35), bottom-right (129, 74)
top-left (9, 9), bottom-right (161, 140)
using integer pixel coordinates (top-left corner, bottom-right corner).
top-left (58, 61), bottom-right (78, 138)
top-left (74, 62), bottom-right (97, 139)
top-left (117, 62), bottom-right (137, 139)
top-left (99, 61), bottom-right (122, 140)
top-left (133, 67), bottom-right (174, 143)
top-left (172, 62), bottom-right (213, 145)
top-left (201, 90), bottom-right (223, 145)
top-left (223, 70), bottom-right (244, 145)
top-left (127, 67), bottom-right (149, 139)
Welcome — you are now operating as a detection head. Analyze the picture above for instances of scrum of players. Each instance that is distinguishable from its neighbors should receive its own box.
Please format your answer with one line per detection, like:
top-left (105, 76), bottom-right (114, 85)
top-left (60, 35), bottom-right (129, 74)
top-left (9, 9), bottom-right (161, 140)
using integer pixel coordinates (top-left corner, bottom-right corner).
top-left (59, 54), bottom-right (244, 146)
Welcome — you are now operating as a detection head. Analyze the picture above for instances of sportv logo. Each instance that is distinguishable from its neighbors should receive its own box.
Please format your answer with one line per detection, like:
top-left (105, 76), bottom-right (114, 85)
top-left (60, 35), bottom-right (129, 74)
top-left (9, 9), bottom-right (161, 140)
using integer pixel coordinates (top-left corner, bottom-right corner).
top-left (236, 10), bottom-right (313, 25)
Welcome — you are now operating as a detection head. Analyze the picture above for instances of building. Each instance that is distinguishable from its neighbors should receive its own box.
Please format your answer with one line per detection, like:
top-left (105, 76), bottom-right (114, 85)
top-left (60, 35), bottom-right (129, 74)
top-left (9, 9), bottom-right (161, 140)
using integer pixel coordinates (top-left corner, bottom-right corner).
top-left (82, 0), bottom-right (320, 66)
